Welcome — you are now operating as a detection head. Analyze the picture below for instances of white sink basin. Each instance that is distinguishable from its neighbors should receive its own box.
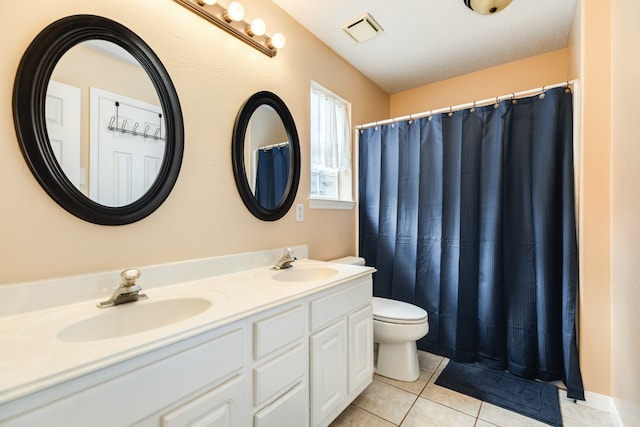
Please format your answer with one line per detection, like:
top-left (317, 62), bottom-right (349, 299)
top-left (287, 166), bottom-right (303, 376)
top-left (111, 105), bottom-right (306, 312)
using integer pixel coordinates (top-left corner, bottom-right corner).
top-left (58, 297), bottom-right (213, 342)
top-left (272, 266), bottom-right (338, 282)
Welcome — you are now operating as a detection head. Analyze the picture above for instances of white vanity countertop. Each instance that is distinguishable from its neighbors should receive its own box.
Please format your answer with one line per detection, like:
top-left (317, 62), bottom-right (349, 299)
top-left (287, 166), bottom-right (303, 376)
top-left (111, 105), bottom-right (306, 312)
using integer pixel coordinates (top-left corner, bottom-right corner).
top-left (0, 258), bottom-right (374, 406)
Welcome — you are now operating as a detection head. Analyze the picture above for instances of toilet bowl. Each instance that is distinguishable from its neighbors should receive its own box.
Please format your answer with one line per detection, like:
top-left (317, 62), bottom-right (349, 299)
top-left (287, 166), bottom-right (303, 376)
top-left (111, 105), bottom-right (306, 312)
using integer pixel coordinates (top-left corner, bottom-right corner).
top-left (372, 297), bottom-right (428, 381)
top-left (330, 256), bottom-right (429, 382)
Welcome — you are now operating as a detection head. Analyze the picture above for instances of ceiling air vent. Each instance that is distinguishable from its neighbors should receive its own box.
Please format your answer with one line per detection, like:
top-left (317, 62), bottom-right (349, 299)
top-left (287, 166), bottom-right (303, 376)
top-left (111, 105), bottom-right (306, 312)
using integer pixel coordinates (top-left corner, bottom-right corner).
top-left (343, 13), bottom-right (383, 44)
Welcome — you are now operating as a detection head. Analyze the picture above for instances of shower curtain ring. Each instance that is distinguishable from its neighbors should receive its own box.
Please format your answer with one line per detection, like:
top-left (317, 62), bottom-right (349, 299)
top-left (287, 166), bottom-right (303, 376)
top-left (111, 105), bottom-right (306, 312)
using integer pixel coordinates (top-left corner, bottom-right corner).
top-left (511, 93), bottom-right (518, 104)
top-left (470, 102), bottom-right (476, 113)
top-left (494, 96), bottom-right (500, 109)
top-left (408, 114), bottom-right (413, 125)
top-left (428, 111), bottom-right (433, 121)
top-left (540, 86), bottom-right (546, 99)
top-left (448, 106), bottom-right (454, 117)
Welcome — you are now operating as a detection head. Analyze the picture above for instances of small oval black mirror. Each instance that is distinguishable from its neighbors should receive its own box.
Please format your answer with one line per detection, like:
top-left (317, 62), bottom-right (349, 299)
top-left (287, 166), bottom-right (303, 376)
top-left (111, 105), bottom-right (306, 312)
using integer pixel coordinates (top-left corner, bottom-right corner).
top-left (232, 91), bottom-right (300, 221)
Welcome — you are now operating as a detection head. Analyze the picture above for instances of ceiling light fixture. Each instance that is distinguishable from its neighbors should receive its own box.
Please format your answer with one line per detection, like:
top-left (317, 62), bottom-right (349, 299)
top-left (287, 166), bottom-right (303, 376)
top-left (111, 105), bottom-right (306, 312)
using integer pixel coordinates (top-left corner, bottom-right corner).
top-left (173, 0), bottom-right (285, 57)
top-left (464, 0), bottom-right (513, 15)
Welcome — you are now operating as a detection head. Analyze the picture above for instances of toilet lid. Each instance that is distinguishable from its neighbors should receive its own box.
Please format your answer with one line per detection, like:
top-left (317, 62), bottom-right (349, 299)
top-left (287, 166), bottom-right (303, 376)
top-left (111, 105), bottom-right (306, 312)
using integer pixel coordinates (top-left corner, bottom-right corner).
top-left (372, 297), bottom-right (428, 324)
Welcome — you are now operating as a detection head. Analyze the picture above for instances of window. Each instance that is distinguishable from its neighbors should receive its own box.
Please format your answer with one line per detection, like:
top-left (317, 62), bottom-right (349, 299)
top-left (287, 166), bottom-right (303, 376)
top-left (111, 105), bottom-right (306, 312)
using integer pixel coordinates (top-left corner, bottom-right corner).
top-left (310, 82), bottom-right (353, 209)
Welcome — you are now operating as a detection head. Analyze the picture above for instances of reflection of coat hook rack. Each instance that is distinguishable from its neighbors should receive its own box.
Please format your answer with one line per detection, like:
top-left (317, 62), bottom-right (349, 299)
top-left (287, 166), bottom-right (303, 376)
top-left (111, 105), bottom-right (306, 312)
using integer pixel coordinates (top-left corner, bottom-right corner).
top-left (107, 101), bottom-right (164, 141)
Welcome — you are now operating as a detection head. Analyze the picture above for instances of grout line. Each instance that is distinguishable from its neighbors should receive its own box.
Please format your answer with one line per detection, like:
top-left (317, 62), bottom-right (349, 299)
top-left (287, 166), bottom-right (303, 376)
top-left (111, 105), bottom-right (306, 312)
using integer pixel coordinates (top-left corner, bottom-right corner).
top-left (397, 393), bottom-right (420, 426)
top-left (357, 406), bottom-right (401, 426)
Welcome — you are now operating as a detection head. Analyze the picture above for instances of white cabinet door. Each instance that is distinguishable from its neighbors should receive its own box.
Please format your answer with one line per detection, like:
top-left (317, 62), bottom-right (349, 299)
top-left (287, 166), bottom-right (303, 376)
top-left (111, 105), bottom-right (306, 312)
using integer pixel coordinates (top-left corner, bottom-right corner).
top-left (348, 304), bottom-right (373, 394)
top-left (310, 320), bottom-right (346, 427)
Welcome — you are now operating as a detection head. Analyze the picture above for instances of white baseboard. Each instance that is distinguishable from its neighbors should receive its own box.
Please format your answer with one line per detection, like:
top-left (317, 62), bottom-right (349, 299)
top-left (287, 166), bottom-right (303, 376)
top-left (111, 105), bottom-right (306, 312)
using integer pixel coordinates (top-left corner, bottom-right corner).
top-left (609, 398), bottom-right (624, 427)
top-left (583, 390), bottom-right (613, 412)
top-left (560, 390), bottom-right (623, 426)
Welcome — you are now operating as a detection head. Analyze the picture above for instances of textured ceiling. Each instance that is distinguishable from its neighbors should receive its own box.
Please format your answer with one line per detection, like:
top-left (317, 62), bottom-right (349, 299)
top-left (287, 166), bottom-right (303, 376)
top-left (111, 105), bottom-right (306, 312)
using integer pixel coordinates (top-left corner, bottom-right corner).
top-left (272, 0), bottom-right (577, 94)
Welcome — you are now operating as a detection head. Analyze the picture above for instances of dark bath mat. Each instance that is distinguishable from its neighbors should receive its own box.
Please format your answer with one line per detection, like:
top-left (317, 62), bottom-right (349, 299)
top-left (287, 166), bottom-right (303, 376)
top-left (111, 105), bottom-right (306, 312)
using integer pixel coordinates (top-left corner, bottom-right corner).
top-left (435, 361), bottom-right (562, 427)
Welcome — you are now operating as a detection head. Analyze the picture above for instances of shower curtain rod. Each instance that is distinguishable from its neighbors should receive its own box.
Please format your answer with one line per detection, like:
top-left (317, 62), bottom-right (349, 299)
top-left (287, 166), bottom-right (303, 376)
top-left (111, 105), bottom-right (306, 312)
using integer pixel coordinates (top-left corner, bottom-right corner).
top-left (259, 141), bottom-right (289, 151)
top-left (356, 79), bottom-right (578, 130)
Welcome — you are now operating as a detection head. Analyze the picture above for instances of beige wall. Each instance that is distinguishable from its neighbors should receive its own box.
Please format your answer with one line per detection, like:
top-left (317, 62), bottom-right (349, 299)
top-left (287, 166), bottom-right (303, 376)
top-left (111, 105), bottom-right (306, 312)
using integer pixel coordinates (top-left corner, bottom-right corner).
top-left (0, 0), bottom-right (388, 285)
top-left (574, 0), bottom-right (613, 397)
top-left (390, 49), bottom-right (568, 117)
top-left (611, 0), bottom-right (640, 424)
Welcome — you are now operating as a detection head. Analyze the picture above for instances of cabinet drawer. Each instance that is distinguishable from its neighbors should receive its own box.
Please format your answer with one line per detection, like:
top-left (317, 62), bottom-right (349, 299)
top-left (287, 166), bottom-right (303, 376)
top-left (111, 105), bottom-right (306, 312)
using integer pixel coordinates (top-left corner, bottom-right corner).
top-left (254, 305), bottom-right (305, 360)
top-left (254, 343), bottom-right (305, 406)
top-left (161, 374), bottom-right (244, 427)
top-left (310, 277), bottom-right (371, 331)
top-left (254, 381), bottom-right (308, 427)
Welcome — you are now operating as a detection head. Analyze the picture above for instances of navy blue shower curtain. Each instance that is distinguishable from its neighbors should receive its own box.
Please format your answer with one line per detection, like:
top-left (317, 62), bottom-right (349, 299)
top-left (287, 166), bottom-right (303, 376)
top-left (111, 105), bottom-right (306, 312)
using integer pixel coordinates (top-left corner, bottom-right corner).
top-left (358, 87), bottom-right (584, 399)
top-left (255, 145), bottom-right (290, 209)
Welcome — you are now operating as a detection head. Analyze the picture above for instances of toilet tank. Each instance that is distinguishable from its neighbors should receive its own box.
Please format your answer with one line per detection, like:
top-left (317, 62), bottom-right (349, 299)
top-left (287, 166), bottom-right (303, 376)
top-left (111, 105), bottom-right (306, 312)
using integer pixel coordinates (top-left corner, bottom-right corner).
top-left (329, 256), bottom-right (366, 266)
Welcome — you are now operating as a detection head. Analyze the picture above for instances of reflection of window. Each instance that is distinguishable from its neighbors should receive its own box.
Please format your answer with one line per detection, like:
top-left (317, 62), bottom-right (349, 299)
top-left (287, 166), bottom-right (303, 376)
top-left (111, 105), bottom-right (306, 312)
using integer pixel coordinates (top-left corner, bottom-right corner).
top-left (310, 82), bottom-right (353, 207)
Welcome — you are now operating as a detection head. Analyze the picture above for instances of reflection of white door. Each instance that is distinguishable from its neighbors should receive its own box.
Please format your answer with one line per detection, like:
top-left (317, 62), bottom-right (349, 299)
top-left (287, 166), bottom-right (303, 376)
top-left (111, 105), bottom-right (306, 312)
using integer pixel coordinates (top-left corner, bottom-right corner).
top-left (45, 80), bottom-right (81, 187)
top-left (90, 88), bottom-right (164, 206)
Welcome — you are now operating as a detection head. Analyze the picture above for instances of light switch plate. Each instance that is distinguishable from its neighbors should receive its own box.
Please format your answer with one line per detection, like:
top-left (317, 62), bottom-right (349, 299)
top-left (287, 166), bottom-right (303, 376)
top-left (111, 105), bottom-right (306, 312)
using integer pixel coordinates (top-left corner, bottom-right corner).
top-left (296, 204), bottom-right (304, 222)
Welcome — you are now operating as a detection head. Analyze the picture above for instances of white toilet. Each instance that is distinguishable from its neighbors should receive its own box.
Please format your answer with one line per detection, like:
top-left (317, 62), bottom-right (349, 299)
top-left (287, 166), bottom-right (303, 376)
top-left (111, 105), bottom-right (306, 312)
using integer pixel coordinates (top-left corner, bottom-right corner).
top-left (330, 257), bottom-right (429, 382)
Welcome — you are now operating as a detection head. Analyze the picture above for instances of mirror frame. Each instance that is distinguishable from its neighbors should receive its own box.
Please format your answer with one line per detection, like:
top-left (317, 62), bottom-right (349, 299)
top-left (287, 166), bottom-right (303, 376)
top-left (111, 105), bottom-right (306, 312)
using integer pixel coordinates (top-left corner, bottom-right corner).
top-left (232, 91), bottom-right (300, 221)
top-left (13, 15), bottom-right (184, 225)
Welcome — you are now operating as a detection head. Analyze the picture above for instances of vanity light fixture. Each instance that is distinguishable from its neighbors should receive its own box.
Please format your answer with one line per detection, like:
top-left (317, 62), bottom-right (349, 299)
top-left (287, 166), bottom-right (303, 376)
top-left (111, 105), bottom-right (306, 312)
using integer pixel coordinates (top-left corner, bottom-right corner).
top-left (173, 0), bottom-right (285, 57)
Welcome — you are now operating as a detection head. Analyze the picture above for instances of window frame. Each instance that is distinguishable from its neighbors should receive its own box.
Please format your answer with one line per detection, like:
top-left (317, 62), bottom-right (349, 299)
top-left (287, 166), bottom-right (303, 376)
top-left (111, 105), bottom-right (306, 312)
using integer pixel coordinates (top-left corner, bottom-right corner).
top-left (309, 81), bottom-right (355, 210)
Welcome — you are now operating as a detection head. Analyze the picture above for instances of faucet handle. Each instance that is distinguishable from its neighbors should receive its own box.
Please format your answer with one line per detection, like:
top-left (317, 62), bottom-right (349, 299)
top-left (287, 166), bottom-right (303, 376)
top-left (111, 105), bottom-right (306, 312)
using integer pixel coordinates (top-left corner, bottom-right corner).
top-left (120, 269), bottom-right (141, 287)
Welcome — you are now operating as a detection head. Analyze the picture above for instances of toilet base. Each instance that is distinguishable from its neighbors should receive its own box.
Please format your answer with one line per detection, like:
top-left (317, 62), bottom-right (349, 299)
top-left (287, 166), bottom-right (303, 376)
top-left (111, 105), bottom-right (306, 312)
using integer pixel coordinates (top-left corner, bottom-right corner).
top-left (375, 340), bottom-right (420, 382)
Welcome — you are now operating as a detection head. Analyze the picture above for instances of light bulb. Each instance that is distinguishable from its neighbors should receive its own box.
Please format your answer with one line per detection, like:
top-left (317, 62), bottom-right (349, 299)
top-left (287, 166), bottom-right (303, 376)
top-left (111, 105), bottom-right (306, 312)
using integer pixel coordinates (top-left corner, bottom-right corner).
top-left (197, 0), bottom-right (217, 5)
top-left (247, 18), bottom-right (266, 37)
top-left (224, 2), bottom-right (245, 22)
top-left (267, 32), bottom-right (286, 49)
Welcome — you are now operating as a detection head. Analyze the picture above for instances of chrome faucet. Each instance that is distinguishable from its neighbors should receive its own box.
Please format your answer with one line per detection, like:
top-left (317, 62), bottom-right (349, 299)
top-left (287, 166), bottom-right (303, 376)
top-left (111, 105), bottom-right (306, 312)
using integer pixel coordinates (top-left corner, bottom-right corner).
top-left (274, 248), bottom-right (297, 269)
top-left (97, 269), bottom-right (148, 308)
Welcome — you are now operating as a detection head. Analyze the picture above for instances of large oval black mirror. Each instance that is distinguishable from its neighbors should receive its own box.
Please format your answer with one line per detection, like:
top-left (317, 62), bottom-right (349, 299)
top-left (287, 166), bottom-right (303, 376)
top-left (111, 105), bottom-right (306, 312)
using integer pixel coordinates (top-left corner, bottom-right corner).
top-left (232, 91), bottom-right (300, 221)
top-left (13, 15), bottom-right (184, 225)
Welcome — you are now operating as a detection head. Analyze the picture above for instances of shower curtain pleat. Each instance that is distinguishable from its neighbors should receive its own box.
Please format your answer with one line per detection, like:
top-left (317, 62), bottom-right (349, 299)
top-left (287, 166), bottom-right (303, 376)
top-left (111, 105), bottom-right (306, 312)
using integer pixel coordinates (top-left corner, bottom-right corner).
top-left (358, 87), bottom-right (584, 400)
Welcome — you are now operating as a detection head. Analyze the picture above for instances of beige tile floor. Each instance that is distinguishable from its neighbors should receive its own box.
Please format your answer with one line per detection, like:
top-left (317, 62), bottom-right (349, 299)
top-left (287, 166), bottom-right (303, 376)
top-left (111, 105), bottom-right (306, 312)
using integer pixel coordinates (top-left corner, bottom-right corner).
top-left (330, 351), bottom-right (616, 427)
